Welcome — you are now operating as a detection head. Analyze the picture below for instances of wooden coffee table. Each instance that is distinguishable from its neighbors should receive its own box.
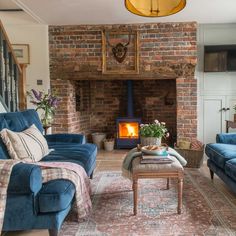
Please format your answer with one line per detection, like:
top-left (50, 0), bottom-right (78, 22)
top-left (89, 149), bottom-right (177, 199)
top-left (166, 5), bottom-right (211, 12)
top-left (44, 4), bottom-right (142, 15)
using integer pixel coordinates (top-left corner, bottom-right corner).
top-left (132, 156), bottom-right (184, 215)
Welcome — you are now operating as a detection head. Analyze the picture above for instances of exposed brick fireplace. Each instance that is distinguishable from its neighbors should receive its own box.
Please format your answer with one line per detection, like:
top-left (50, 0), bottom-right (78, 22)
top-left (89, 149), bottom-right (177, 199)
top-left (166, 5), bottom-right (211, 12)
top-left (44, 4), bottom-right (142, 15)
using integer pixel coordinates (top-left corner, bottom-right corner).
top-left (49, 22), bottom-right (197, 145)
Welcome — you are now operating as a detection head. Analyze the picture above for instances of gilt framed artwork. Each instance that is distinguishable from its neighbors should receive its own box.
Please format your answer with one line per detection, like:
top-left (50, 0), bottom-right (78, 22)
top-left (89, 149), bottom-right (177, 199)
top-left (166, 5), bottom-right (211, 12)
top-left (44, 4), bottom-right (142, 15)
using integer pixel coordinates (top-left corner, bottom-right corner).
top-left (102, 30), bottom-right (139, 74)
top-left (12, 44), bottom-right (30, 64)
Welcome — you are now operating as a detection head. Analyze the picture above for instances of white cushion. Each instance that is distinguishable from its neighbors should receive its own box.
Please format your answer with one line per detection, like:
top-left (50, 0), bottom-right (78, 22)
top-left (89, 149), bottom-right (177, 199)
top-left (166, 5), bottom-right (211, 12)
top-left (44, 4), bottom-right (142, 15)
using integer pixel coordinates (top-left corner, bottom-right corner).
top-left (0, 124), bottom-right (49, 162)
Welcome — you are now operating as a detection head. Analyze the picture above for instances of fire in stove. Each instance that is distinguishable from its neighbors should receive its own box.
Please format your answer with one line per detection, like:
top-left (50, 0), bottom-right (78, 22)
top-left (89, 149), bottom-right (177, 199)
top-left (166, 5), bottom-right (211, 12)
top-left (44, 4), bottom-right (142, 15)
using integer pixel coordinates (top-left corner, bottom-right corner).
top-left (116, 117), bottom-right (141, 148)
top-left (119, 122), bottom-right (139, 139)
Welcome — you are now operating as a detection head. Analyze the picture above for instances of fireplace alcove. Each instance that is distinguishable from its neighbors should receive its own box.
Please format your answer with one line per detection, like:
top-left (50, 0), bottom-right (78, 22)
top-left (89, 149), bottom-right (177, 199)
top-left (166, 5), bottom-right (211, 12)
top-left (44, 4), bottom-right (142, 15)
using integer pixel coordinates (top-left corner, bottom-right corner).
top-left (73, 79), bottom-right (177, 147)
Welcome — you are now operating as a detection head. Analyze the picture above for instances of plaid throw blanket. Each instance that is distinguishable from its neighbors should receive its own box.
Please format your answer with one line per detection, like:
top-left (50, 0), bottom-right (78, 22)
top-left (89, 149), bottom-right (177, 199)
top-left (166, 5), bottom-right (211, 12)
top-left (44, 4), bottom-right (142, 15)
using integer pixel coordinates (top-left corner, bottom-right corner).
top-left (0, 160), bottom-right (92, 233)
top-left (36, 161), bottom-right (92, 220)
top-left (0, 160), bottom-right (20, 233)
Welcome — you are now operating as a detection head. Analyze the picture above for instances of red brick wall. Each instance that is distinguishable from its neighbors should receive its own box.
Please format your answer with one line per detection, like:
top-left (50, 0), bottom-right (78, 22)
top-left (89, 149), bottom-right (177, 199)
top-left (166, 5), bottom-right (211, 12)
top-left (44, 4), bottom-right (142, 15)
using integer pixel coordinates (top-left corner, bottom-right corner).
top-left (176, 77), bottom-right (197, 141)
top-left (133, 80), bottom-right (177, 143)
top-left (89, 80), bottom-right (126, 136)
top-left (51, 79), bottom-right (91, 135)
top-left (49, 22), bottom-right (197, 143)
top-left (79, 80), bottom-right (176, 138)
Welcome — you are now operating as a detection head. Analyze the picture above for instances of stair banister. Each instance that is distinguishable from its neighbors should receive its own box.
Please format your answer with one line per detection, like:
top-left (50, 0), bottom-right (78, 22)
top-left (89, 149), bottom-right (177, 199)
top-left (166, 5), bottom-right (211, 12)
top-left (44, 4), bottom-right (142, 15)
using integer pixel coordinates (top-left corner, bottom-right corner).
top-left (0, 20), bottom-right (23, 112)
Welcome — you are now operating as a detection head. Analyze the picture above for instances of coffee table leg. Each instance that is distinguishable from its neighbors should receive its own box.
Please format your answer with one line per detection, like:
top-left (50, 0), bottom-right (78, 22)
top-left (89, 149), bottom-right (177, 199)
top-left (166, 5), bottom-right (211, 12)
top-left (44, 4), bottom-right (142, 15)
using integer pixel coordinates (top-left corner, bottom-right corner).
top-left (133, 177), bottom-right (138, 215)
top-left (178, 178), bottom-right (183, 214)
top-left (166, 178), bottom-right (170, 189)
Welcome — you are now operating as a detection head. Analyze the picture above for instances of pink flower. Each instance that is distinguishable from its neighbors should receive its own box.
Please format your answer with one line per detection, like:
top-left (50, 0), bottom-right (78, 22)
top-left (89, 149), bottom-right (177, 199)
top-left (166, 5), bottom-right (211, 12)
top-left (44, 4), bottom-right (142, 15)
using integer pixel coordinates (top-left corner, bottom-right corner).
top-left (166, 132), bottom-right (170, 137)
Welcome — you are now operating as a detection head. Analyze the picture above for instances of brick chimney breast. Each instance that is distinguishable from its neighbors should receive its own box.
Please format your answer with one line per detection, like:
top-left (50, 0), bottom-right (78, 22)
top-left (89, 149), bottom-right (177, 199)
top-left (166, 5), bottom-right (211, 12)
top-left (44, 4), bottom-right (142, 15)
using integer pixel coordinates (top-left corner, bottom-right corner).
top-left (49, 22), bottom-right (197, 143)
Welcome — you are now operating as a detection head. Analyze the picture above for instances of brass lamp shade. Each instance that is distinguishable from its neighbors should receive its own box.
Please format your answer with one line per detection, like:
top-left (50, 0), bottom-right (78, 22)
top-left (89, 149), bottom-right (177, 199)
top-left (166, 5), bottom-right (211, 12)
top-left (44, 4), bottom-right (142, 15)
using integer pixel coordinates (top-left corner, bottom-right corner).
top-left (125, 0), bottom-right (186, 17)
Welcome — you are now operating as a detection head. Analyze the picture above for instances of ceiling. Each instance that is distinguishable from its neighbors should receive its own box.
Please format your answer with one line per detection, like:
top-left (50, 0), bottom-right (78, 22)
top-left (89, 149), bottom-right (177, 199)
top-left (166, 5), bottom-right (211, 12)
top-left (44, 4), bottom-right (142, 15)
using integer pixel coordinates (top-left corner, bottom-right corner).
top-left (3, 0), bottom-right (236, 25)
top-left (0, 0), bottom-right (21, 10)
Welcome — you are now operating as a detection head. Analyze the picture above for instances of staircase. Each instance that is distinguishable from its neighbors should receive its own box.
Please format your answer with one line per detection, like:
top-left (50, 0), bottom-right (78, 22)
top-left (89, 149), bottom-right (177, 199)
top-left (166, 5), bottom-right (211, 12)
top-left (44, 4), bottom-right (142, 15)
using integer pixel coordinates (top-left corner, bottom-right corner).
top-left (0, 20), bottom-right (22, 112)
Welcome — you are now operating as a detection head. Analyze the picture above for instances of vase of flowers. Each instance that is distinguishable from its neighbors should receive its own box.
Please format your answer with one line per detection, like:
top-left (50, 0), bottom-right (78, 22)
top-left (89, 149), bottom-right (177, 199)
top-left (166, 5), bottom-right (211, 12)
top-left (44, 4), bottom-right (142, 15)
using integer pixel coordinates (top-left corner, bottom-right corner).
top-left (140, 120), bottom-right (169, 146)
top-left (27, 89), bottom-right (59, 127)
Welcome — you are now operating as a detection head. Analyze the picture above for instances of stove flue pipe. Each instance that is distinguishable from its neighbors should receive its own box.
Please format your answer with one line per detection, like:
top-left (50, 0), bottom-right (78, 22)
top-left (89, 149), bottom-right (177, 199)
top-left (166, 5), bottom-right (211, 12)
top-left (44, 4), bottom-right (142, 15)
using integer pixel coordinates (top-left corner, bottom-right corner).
top-left (127, 80), bottom-right (134, 117)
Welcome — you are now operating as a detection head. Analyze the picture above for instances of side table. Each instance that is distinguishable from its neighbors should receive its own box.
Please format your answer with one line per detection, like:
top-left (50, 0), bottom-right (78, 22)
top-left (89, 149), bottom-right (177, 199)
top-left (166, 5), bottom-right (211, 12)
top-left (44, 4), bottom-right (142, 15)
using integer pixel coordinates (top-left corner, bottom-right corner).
top-left (226, 120), bottom-right (236, 133)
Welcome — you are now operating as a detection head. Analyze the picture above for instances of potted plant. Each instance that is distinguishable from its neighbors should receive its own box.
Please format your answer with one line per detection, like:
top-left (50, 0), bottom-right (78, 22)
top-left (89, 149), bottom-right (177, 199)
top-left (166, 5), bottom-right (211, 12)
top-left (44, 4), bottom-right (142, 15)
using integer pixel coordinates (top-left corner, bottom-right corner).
top-left (27, 89), bottom-right (59, 128)
top-left (140, 120), bottom-right (169, 146)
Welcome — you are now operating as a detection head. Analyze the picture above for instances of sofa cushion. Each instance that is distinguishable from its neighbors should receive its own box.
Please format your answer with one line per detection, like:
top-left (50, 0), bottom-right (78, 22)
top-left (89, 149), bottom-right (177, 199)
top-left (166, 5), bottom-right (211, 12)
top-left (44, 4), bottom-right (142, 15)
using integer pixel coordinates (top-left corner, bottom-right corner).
top-left (225, 159), bottom-right (236, 182)
top-left (38, 179), bottom-right (75, 213)
top-left (216, 133), bottom-right (236, 145)
top-left (0, 110), bottom-right (44, 133)
top-left (205, 143), bottom-right (236, 168)
top-left (42, 143), bottom-right (97, 176)
top-left (0, 124), bottom-right (49, 162)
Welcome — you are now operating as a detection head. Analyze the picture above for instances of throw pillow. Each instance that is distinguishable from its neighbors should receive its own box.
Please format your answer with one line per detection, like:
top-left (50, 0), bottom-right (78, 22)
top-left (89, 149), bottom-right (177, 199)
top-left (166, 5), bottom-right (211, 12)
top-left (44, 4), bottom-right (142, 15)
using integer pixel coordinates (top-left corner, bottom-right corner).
top-left (0, 124), bottom-right (49, 162)
top-left (178, 140), bottom-right (191, 149)
top-left (191, 140), bottom-right (203, 150)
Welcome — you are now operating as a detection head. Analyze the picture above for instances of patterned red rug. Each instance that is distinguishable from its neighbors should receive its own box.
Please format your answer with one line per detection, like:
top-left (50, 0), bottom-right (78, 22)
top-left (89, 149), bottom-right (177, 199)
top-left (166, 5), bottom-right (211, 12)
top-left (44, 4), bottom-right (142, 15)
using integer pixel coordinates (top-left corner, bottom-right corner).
top-left (60, 170), bottom-right (236, 236)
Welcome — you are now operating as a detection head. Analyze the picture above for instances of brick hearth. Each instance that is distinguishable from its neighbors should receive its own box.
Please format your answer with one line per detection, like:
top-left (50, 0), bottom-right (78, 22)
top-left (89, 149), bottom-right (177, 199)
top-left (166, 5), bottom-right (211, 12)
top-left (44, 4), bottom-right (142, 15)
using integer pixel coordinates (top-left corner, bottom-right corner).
top-left (49, 22), bottom-right (197, 143)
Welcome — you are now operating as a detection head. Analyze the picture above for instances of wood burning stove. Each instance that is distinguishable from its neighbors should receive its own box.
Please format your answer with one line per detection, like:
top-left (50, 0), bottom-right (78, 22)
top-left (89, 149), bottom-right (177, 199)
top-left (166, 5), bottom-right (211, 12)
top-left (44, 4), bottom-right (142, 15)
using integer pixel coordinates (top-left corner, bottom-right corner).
top-left (116, 117), bottom-right (141, 148)
top-left (116, 80), bottom-right (141, 148)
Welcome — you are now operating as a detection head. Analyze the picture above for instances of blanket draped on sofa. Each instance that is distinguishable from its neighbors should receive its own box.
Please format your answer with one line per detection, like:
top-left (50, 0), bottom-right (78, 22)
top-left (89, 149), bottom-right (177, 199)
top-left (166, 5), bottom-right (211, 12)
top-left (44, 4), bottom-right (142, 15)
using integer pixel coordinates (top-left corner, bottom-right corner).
top-left (0, 160), bottom-right (20, 233)
top-left (0, 160), bottom-right (92, 233)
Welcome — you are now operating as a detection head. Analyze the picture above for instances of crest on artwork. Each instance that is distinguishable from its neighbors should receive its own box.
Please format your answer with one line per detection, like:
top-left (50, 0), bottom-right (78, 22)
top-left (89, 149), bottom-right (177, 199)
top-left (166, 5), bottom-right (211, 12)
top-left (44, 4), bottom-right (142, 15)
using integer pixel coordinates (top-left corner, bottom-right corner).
top-left (105, 31), bottom-right (131, 63)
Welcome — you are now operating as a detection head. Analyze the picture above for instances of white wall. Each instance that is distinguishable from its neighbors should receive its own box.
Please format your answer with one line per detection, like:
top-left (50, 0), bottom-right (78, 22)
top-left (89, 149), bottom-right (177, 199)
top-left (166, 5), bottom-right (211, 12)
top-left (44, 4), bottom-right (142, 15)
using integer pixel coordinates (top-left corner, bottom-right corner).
top-left (0, 12), bottom-right (50, 108)
top-left (197, 23), bottom-right (236, 142)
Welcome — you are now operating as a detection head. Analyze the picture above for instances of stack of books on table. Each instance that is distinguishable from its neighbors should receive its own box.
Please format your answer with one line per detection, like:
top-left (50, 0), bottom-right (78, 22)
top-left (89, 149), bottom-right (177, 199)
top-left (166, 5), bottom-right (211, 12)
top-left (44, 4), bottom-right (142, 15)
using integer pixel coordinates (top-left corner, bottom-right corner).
top-left (140, 154), bottom-right (173, 164)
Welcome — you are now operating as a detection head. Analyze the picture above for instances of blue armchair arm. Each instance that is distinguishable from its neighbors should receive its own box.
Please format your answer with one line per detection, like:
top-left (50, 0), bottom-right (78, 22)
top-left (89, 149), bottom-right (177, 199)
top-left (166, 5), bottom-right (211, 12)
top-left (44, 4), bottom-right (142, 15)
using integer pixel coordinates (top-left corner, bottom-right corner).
top-left (44, 133), bottom-right (86, 144)
top-left (216, 133), bottom-right (236, 145)
top-left (7, 163), bottom-right (42, 194)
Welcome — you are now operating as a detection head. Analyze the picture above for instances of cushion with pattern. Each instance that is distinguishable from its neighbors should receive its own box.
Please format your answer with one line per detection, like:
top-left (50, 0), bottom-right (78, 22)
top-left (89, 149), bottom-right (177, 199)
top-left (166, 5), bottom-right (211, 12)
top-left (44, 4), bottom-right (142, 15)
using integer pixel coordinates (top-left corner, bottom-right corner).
top-left (0, 124), bottom-right (49, 162)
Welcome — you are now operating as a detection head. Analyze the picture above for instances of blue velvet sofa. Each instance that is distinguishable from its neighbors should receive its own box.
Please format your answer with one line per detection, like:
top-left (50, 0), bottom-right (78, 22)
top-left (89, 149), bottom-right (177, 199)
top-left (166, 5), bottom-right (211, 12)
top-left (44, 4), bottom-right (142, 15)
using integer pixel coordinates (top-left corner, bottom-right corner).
top-left (0, 109), bottom-right (97, 236)
top-left (205, 133), bottom-right (236, 194)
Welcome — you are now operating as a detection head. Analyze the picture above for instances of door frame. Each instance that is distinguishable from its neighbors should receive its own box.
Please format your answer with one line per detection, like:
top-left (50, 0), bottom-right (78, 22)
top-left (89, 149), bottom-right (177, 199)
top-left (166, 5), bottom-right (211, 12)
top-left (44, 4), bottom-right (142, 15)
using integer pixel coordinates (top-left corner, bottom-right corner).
top-left (202, 95), bottom-right (226, 144)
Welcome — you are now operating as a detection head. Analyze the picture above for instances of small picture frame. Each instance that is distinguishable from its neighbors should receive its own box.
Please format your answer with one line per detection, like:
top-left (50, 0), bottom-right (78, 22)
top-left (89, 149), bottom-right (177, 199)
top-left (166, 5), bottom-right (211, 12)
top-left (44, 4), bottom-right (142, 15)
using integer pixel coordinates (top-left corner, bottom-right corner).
top-left (12, 44), bottom-right (30, 64)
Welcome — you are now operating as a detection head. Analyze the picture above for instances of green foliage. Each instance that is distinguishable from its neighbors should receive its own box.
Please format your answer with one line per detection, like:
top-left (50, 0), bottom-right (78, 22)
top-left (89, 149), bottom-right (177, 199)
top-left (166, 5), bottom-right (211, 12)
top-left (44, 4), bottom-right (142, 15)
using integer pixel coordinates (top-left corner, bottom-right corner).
top-left (140, 120), bottom-right (169, 138)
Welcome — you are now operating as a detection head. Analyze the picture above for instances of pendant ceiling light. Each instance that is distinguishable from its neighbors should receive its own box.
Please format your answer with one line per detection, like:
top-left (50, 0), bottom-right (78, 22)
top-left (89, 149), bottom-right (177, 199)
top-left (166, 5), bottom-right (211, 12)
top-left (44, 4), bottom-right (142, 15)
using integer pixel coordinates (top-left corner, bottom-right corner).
top-left (125, 0), bottom-right (186, 17)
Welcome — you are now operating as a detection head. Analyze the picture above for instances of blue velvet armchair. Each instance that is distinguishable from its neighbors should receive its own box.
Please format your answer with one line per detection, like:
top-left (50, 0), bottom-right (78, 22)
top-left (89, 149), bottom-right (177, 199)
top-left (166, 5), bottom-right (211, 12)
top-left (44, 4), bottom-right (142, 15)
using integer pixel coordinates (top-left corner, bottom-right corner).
top-left (0, 109), bottom-right (97, 236)
top-left (205, 133), bottom-right (236, 194)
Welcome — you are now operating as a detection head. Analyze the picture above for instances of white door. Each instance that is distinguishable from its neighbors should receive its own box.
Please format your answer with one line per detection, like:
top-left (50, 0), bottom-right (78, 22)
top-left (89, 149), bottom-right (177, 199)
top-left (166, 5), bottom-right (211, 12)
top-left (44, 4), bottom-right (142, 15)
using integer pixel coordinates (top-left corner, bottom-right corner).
top-left (203, 96), bottom-right (226, 144)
